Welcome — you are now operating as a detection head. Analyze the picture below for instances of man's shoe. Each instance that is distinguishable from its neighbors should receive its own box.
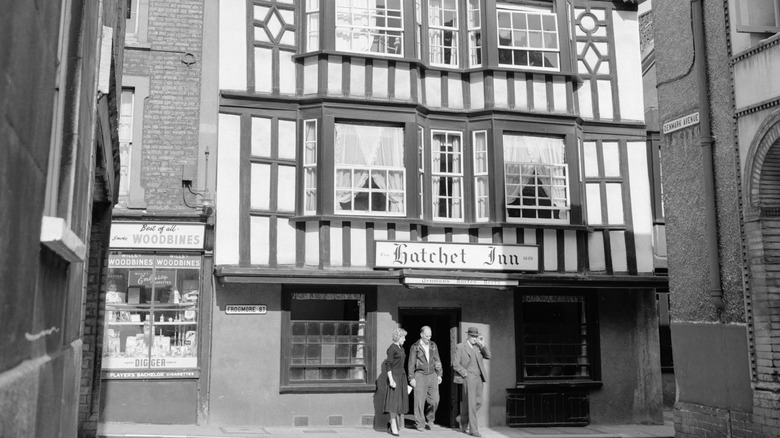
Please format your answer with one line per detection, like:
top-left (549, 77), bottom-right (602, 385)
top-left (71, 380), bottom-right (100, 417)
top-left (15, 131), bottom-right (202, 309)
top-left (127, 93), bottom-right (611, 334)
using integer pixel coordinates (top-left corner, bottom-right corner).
top-left (469, 432), bottom-right (482, 438)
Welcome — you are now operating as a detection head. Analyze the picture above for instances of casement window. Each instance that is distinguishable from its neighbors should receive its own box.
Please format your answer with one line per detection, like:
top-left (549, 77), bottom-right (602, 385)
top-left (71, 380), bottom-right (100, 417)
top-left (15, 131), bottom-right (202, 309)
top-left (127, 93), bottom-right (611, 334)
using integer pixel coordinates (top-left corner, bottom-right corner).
top-left (305, 0), bottom-right (320, 51)
top-left (503, 134), bottom-right (569, 222)
top-left (736, 0), bottom-right (780, 34)
top-left (497, 3), bottom-right (560, 70)
top-left (519, 294), bottom-right (597, 381)
top-left (281, 287), bottom-right (376, 392)
top-left (431, 130), bottom-right (464, 220)
top-left (334, 123), bottom-right (405, 215)
top-left (467, 0), bottom-right (483, 67)
top-left (415, 0), bottom-right (423, 59)
top-left (335, 0), bottom-right (404, 55)
top-left (303, 120), bottom-right (318, 214)
top-left (417, 126), bottom-right (425, 219)
top-left (428, 0), bottom-right (459, 66)
top-left (473, 131), bottom-right (489, 222)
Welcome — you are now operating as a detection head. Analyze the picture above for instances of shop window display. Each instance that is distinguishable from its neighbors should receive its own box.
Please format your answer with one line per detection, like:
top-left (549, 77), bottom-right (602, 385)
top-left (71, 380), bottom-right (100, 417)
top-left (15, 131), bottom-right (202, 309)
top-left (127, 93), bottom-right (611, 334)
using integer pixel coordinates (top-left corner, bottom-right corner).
top-left (103, 253), bottom-right (201, 371)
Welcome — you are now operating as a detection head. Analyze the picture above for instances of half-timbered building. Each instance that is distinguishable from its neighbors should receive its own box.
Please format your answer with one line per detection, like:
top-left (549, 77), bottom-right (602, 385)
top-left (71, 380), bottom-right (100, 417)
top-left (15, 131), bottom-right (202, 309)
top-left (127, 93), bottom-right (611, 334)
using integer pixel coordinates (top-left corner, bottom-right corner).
top-left (207, 0), bottom-right (665, 429)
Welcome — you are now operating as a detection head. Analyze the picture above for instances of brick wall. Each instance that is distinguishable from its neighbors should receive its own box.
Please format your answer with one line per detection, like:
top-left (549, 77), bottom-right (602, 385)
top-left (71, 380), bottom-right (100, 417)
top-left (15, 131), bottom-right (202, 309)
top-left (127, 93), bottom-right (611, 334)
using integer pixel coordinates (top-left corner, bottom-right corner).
top-left (675, 400), bottom-right (780, 438)
top-left (121, 0), bottom-right (204, 212)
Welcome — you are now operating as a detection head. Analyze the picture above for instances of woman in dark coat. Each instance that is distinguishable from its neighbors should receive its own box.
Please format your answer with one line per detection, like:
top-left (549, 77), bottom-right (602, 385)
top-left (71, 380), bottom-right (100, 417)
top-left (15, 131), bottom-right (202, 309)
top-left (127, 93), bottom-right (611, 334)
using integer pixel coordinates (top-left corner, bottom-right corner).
top-left (384, 328), bottom-right (408, 435)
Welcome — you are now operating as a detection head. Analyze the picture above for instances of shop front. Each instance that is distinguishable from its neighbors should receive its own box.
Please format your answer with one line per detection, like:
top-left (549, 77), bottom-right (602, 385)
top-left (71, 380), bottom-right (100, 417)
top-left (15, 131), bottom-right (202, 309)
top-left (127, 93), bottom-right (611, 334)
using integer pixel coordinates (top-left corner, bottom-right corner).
top-left (100, 220), bottom-right (211, 424)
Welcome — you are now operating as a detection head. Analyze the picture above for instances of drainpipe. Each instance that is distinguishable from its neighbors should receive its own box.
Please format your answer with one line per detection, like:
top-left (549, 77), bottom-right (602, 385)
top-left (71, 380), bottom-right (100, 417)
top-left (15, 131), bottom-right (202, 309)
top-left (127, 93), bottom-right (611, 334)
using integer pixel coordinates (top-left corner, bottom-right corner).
top-left (691, 0), bottom-right (725, 318)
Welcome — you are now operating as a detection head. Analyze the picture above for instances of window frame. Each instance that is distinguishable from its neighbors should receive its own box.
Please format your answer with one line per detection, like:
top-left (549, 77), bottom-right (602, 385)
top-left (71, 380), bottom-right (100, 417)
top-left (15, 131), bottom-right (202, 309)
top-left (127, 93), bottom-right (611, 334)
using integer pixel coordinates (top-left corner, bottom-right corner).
top-left (280, 286), bottom-right (377, 393)
top-left (514, 291), bottom-right (601, 385)
top-left (303, 119), bottom-right (318, 215)
top-left (735, 0), bottom-right (780, 34)
top-left (431, 129), bottom-right (465, 221)
top-left (334, 0), bottom-right (405, 57)
top-left (473, 130), bottom-right (490, 222)
top-left (496, 2), bottom-right (561, 71)
top-left (500, 133), bottom-right (571, 224)
top-left (427, 0), bottom-right (460, 67)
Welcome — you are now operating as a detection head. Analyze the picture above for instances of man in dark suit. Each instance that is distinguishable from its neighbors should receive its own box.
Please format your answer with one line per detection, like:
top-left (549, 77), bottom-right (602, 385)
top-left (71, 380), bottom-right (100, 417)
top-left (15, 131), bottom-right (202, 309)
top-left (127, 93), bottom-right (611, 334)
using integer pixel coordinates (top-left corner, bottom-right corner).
top-left (452, 327), bottom-right (491, 437)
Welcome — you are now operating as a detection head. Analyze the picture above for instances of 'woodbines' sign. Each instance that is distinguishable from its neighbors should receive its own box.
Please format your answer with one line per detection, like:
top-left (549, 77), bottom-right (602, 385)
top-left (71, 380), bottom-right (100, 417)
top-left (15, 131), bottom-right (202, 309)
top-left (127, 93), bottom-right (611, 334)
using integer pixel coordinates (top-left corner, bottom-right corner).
top-left (110, 222), bottom-right (205, 250)
top-left (374, 241), bottom-right (538, 271)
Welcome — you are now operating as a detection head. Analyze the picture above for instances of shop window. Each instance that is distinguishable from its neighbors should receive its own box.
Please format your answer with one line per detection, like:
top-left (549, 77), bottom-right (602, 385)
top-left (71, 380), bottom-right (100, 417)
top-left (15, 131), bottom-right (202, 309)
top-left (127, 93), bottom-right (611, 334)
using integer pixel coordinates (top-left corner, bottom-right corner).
top-left (431, 130), bottom-right (464, 220)
top-left (736, 0), bottom-right (780, 34)
top-left (334, 123), bottom-right (405, 215)
top-left (428, 0), bottom-right (459, 66)
top-left (335, 0), bottom-right (404, 55)
top-left (519, 295), bottom-right (597, 381)
top-left (497, 3), bottom-right (560, 70)
top-left (282, 288), bottom-right (376, 391)
top-left (503, 134), bottom-right (569, 223)
top-left (102, 253), bottom-right (201, 373)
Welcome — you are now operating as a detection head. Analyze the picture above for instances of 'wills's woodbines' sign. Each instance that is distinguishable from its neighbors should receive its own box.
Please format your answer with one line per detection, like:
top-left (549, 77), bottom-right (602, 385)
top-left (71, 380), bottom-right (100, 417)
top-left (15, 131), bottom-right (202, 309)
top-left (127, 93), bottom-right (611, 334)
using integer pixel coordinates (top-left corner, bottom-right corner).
top-left (374, 241), bottom-right (538, 271)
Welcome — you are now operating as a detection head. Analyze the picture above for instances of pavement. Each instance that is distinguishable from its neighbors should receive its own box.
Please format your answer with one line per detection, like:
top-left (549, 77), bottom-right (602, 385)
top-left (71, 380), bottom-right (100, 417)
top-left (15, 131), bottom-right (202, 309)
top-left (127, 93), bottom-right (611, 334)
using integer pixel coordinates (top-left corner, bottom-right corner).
top-left (98, 414), bottom-right (675, 438)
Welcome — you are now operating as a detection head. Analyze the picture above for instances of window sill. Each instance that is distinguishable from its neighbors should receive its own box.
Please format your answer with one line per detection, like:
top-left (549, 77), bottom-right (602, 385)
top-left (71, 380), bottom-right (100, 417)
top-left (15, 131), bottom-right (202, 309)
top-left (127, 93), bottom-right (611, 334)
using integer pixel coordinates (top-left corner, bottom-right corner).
top-left (40, 216), bottom-right (87, 263)
top-left (512, 380), bottom-right (603, 390)
top-left (280, 383), bottom-right (377, 394)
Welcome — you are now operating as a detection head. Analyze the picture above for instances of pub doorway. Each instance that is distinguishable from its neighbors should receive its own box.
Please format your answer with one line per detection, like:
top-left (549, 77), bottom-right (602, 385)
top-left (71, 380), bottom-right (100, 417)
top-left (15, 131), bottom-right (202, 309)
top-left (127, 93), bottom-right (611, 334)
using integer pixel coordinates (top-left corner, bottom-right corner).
top-left (399, 308), bottom-right (461, 429)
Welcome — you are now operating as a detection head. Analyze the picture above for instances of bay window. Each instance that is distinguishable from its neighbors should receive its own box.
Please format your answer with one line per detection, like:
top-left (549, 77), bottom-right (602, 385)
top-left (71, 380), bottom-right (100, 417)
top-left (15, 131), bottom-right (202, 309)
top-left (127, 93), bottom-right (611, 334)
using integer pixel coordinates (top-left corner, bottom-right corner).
top-left (497, 3), bottom-right (560, 70)
top-left (431, 130), bottom-right (463, 220)
top-left (335, 0), bottom-right (404, 55)
top-left (503, 134), bottom-right (569, 222)
top-left (334, 123), bottom-right (405, 215)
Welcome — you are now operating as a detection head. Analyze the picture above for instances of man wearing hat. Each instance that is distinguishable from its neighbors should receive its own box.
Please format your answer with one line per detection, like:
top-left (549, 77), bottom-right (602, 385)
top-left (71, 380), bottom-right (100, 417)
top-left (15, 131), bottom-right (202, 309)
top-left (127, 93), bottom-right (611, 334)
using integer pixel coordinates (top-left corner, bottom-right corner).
top-left (452, 326), bottom-right (491, 437)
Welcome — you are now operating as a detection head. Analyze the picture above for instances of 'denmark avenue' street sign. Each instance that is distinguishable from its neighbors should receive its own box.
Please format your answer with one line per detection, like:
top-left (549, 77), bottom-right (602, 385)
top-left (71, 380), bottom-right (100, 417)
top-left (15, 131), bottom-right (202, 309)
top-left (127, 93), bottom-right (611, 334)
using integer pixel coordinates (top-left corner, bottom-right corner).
top-left (662, 112), bottom-right (700, 134)
top-left (374, 241), bottom-right (538, 271)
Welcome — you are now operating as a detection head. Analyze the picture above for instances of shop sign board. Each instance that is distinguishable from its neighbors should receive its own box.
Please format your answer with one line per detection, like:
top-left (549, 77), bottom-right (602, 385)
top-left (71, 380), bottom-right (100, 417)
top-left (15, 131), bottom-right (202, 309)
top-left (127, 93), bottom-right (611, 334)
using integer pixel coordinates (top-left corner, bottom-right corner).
top-left (129, 270), bottom-right (175, 287)
top-left (110, 222), bottom-right (205, 250)
top-left (226, 305), bottom-right (267, 315)
top-left (103, 370), bottom-right (199, 380)
top-left (662, 112), bottom-right (699, 134)
top-left (404, 277), bottom-right (519, 287)
top-left (109, 253), bottom-right (201, 269)
top-left (374, 241), bottom-right (538, 271)
top-left (101, 356), bottom-right (197, 369)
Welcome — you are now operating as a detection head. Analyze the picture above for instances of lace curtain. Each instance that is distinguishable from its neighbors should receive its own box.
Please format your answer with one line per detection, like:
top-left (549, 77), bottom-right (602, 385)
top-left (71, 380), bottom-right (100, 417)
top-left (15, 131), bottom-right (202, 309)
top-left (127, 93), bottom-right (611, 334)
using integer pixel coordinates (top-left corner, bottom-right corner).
top-left (503, 135), bottom-right (566, 209)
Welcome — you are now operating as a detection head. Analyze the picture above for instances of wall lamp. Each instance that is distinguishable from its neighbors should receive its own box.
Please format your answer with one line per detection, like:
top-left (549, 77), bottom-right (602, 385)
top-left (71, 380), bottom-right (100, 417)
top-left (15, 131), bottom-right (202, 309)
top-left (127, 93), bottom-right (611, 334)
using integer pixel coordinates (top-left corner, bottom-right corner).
top-left (182, 148), bottom-right (215, 217)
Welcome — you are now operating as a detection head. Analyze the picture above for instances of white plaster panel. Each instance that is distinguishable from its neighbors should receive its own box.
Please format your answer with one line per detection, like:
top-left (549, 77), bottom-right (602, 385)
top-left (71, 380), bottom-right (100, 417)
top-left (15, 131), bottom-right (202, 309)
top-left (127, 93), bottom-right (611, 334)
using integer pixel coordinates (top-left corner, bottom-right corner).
top-left (532, 75), bottom-right (547, 111)
top-left (502, 228), bottom-right (518, 244)
top-left (374, 223), bottom-right (388, 242)
top-left (216, 113), bottom-right (241, 265)
top-left (470, 73), bottom-right (485, 109)
top-left (627, 141), bottom-right (654, 273)
top-left (586, 183), bottom-right (602, 225)
top-left (327, 56), bottom-right (343, 96)
top-left (395, 62), bottom-right (411, 100)
top-left (452, 229), bottom-right (470, 243)
top-left (305, 221), bottom-right (319, 266)
top-left (578, 81), bottom-right (593, 119)
top-left (330, 222), bottom-right (343, 267)
top-left (254, 47), bottom-right (272, 93)
top-left (219, 0), bottom-right (247, 90)
top-left (276, 219), bottom-right (297, 265)
top-left (477, 227), bottom-right (492, 244)
top-left (373, 60), bottom-right (389, 98)
top-left (737, 112), bottom-right (764, 179)
top-left (553, 76), bottom-right (567, 113)
top-left (514, 75), bottom-right (528, 110)
top-left (250, 163), bottom-right (270, 210)
top-left (351, 223), bottom-right (367, 267)
top-left (613, 9), bottom-right (644, 121)
top-left (395, 223), bottom-right (411, 241)
top-left (303, 56), bottom-right (318, 95)
top-left (448, 73), bottom-right (464, 109)
top-left (610, 230), bottom-right (628, 273)
top-left (564, 230), bottom-right (578, 272)
top-left (588, 231), bottom-right (606, 271)
top-left (524, 228), bottom-right (536, 244)
top-left (543, 229), bottom-right (557, 271)
top-left (279, 50), bottom-right (296, 95)
top-left (426, 71), bottom-right (442, 107)
top-left (350, 58), bottom-right (366, 97)
top-left (427, 227), bottom-right (446, 242)
top-left (250, 216), bottom-right (270, 265)
top-left (734, 44), bottom-right (780, 110)
top-left (597, 79), bottom-right (613, 119)
top-left (494, 72), bottom-right (509, 109)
